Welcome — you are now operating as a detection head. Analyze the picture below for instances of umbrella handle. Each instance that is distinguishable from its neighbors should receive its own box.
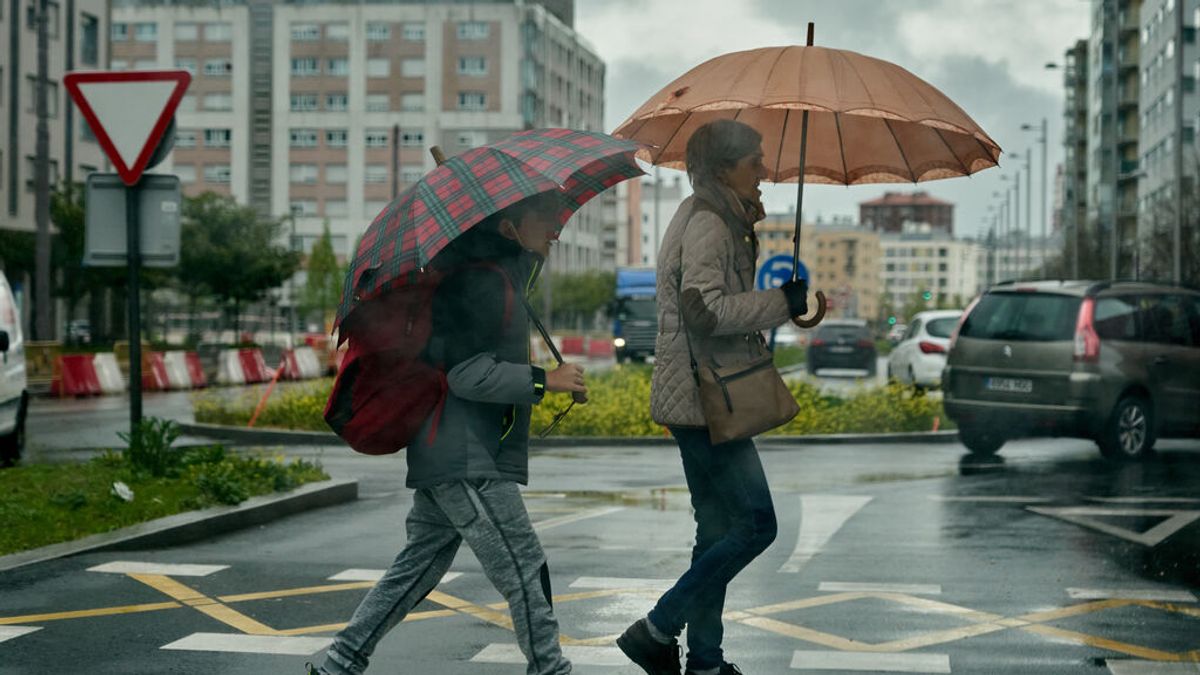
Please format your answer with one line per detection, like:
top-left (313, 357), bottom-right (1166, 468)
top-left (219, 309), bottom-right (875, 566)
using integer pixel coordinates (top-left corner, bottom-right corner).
top-left (791, 290), bottom-right (827, 329)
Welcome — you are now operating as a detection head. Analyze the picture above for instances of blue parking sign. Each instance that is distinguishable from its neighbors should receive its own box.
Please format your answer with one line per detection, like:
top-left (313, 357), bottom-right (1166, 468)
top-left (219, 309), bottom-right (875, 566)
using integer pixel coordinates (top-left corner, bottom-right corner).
top-left (757, 254), bottom-right (808, 290)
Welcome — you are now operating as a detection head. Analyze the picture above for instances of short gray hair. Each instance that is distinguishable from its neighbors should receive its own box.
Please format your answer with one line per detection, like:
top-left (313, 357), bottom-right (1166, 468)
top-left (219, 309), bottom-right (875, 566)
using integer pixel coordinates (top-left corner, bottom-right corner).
top-left (685, 119), bottom-right (763, 187)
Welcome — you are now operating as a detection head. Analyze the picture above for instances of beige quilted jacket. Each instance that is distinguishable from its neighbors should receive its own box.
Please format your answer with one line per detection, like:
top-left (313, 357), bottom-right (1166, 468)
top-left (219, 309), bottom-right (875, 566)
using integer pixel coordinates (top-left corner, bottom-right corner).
top-left (649, 191), bottom-right (792, 428)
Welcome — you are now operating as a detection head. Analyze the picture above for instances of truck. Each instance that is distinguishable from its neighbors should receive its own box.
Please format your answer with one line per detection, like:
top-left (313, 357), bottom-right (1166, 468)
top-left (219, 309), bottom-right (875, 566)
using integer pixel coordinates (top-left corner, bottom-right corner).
top-left (611, 266), bottom-right (657, 363)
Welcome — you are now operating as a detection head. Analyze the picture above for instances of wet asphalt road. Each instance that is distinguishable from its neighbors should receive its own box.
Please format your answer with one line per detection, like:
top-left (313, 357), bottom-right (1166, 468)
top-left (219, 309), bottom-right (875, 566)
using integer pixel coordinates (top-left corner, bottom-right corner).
top-left (4, 393), bottom-right (1199, 675)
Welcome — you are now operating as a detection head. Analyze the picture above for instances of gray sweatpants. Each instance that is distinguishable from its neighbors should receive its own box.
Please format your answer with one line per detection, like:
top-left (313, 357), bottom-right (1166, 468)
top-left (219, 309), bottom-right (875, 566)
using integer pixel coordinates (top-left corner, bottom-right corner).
top-left (321, 479), bottom-right (572, 675)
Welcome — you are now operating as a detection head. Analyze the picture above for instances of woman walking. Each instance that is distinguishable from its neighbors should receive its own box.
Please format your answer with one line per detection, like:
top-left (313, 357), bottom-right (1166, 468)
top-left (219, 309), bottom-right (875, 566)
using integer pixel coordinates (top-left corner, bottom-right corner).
top-left (616, 119), bottom-right (810, 675)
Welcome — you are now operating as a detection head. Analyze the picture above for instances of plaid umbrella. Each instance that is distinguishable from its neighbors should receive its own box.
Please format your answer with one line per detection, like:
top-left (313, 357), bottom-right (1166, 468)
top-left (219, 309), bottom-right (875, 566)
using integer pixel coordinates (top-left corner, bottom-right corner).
top-left (335, 128), bottom-right (643, 331)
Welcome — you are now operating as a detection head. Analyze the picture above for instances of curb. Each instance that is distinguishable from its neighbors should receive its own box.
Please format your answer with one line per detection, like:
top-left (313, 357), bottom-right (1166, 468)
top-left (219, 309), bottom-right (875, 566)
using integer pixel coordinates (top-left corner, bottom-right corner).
top-left (0, 478), bottom-right (358, 573)
top-left (179, 422), bottom-right (959, 448)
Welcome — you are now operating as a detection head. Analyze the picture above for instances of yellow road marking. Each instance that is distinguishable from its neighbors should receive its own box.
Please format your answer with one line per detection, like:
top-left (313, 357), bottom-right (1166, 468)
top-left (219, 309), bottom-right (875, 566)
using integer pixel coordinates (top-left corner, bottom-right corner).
top-left (128, 574), bottom-right (207, 602)
top-left (484, 587), bottom-right (658, 610)
top-left (562, 633), bottom-right (622, 646)
top-left (1017, 599), bottom-right (1129, 623)
top-left (426, 590), bottom-right (514, 631)
top-left (192, 603), bottom-right (280, 636)
top-left (274, 609), bottom-right (460, 637)
top-left (745, 592), bottom-right (867, 615)
top-left (740, 616), bottom-right (865, 650)
top-left (218, 581), bottom-right (375, 604)
top-left (129, 573), bottom-right (279, 636)
top-left (870, 622), bottom-right (1010, 651)
top-left (1021, 624), bottom-right (1182, 662)
top-left (0, 601), bottom-right (181, 625)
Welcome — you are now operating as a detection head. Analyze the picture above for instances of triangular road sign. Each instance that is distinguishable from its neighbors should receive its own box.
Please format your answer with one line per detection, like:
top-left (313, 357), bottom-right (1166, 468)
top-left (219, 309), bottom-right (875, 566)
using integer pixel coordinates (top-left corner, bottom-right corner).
top-left (63, 70), bottom-right (191, 186)
top-left (1027, 505), bottom-right (1200, 547)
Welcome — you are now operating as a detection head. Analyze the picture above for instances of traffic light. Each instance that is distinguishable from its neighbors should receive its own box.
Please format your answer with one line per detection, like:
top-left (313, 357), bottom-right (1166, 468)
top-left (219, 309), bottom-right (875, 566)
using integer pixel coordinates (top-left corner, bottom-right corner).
top-left (887, 316), bottom-right (897, 325)
top-left (922, 291), bottom-right (933, 301)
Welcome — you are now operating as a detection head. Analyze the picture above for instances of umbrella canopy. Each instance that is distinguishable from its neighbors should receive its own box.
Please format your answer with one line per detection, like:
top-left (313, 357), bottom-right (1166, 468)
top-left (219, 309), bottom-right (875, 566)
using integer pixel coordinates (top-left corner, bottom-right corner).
top-left (612, 45), bottom-right (1001, 185)
top-left (335, 128), bottom-right (643, 330)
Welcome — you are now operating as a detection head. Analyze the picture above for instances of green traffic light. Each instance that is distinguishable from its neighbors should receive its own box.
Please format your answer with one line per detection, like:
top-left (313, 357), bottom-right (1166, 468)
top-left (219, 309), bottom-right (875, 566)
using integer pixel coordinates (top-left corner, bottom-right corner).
top-left (888, 316), bottom-right (897, 325)
top-left (922, 292), bottom-right (932, 301)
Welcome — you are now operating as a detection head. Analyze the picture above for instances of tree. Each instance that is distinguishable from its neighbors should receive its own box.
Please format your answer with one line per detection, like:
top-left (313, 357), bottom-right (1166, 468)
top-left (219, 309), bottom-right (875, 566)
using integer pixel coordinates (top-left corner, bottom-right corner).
top-left (531, 271), bottom-right (615, 330)
top-left (179, 192), bottom-right (300, 338)
top-left (302, 222), bottom-right (343, 329)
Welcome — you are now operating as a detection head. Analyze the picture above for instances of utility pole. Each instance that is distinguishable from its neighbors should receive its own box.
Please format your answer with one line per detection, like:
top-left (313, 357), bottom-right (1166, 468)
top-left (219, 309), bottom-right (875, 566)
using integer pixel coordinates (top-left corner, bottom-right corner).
top-left (391, 123), bottom-right (400, 200)
top-left (1174, 0), bottom-right (1184, 284)
top-left (289, 206), bottom-right (300, 346)
top-left (1025, 148), bottom-right (1033, 277)
top-left (34, 0), bottom-right (52, 340)
top-left (1013, 170), bottom-right (1021, 279)
top-left (653, 167), bottom-right (661, 262)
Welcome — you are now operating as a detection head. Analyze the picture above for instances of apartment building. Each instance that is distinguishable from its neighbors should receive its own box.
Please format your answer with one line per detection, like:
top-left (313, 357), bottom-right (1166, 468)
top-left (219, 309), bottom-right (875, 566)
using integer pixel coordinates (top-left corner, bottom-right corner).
top-left (110, 0), bottom-right (606, 275)
top-left (757, 214), bottom-right (882, 320)
top-left (1, 0), bottom-right (110, 236)
top-left (859, 191), bottom-right (954, 236)
top-left (880, 223), bottom-right (985, 315)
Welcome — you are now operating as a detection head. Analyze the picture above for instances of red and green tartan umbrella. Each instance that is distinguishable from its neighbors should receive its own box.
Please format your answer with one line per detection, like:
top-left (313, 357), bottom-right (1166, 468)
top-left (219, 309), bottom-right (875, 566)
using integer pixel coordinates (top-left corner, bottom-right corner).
top-left (334, 128), bottom-right (643, 332)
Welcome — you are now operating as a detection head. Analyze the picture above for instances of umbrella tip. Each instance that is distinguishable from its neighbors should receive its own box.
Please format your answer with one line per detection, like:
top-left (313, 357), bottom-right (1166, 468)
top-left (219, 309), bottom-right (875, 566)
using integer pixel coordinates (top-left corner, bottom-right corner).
top-left (806, 22), bottom-right (814, 46)
top-left (430, 146), bottom-right (447, 166)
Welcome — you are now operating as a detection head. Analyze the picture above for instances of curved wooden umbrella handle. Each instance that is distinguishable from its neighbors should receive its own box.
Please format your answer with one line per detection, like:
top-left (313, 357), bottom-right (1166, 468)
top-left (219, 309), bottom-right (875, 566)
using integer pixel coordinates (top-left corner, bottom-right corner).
top-left (791, 290), bottom-right (827, 329)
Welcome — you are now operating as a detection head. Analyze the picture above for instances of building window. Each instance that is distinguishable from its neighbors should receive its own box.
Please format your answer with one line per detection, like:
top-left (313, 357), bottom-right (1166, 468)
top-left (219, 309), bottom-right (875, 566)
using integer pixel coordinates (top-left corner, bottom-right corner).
top-left (400, 131), bottom-right (424, 147)
top-left (327, 58), bottom-right (349, 76)
top-left (325, 164), bottom-right (347, 184)
top-left (175, 165), bottom-right (196, 183)
top-left (457, 91), bottom-right (486, 111)
top-left (325, 129), bottom-right (348, 148)
top-left (204, 59), bottom-right (232, 77)
top-left (111, 22), bottom-right (128, 41)
top-left (203, 93), bottom-right (232, 111)
top-left (204, 164), bottom-right (231, 184)
top-left (457, 56), bottom-right (487, 76)
top-left (365, 165), bottom-right (389, 183)
top-left (290, 164), bottom-right (318, 184)
top-left (290, 200), bottom-right (318, 216)
top-left (401, 59), bottom-right (425, 78)
top-left (134, 22), bottom-right (157, 42)
top-left (25, 77), bottom-right (59, 117)
top-left (290, 129), bottom-right (319, 148)
top-left (366, 22), bottom-right (390, 41)
top-left (403, 23), bottom-right (425, 41)
top-left (365, 130), bottom-right (390, 148)
top-left (174, 22), bottom-right (197, 41)
top-left (174, 58), bottom-right (197, 75)
top-left (291, 58), bottom-right (319, 76)
top-left (367, 58), bottom-right (390, 78)
top-left (81, 14), bottom-right (99, 65)
top-left (366, 94), bottom-right (390, 112)
top-left (326, 22), bottom-right (349, 41)
top-left (290, 94), bottom-right (318, 112)
top-left (457, 21), bottom-right (489, 40)
top-left (400, 92), bottom-right (424, 111)
top-left (401, 167), bottom-right (424, 183)
top-left (205, 22), bottom-right (232, 41)
top-left (133, 59), bottom-right (158, 71)
top-left (204, 129), bottom-right (232, 148)
top-left (175, 130), bottom-right (197, 148)
top-left (326, 200), bottom-right (348, 217)
top-left (457, 131), bottom-right (485, 147)
top-left (291, 23), bottom-right (319, 41)
top-left (325, 93), bottom-right (348, 111)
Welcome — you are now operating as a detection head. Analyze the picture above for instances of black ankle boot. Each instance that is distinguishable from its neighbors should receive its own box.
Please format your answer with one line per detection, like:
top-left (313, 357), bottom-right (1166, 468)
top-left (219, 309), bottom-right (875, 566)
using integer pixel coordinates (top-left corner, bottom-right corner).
top-left (617, 619), bottom-right (681, 675)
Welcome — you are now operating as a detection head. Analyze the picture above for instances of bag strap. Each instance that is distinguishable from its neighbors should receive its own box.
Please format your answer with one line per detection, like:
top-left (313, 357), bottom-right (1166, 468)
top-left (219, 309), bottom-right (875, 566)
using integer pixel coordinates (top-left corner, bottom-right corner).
top-left (676, 202), bottom-right (703, 383)
top-left (489, 262), bottom-right (563, 366)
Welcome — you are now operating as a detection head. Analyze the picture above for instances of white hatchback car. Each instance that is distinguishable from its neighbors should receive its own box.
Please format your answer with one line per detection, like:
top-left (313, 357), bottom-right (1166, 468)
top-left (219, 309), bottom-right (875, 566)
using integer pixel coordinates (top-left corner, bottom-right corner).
top-left (0, 271), bottom-right (27, 466)
top-left (887, 309), bottom-right (963, 388)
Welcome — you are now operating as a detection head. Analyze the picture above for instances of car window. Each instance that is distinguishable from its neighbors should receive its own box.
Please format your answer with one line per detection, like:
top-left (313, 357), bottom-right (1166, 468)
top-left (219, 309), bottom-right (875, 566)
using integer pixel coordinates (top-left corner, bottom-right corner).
top-left (925, 317), bottom-right (958, 338)
top-left (1094, 296), bottom-right (1138, 341)
top-left (1139, 295), bottom-right (1196, 347)
top-left (903, 320), bottom-right (921, 342)
top-left (959, 292), bottom-right (1081, 342)
top-left (817, 324), bottom-right (869, 341)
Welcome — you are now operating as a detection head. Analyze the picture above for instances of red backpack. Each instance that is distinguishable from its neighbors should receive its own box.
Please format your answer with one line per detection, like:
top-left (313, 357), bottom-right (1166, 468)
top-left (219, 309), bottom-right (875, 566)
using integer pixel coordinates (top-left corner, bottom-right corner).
top-left (324, 263), bottom-right (513, 455)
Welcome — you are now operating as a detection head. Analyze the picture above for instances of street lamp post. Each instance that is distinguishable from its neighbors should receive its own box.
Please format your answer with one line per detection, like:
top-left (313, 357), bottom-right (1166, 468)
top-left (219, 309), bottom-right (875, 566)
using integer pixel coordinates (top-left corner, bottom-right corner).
top-left (1021, 121), bottom-right (1048, 278)
top-left (289, 205), bottom-right (301, 347)
top-left (1025, 148), bottom-right (1033, 278)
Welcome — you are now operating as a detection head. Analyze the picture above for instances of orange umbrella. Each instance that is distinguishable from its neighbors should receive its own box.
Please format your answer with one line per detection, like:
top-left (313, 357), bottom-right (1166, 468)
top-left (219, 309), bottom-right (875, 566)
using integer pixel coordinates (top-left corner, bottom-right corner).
top-left (613, 24), bottom-right (1002, 324)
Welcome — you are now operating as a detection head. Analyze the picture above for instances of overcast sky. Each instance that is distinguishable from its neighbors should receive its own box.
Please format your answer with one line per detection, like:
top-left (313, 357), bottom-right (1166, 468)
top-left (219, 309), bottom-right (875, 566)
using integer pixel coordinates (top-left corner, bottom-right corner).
top-left (574, 0), bottom-right (1091, 240)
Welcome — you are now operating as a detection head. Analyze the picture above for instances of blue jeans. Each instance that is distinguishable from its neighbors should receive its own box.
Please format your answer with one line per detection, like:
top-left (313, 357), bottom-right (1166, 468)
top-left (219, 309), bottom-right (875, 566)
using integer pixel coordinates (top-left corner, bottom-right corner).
top-left (648, 427), bottom-right (778, 672)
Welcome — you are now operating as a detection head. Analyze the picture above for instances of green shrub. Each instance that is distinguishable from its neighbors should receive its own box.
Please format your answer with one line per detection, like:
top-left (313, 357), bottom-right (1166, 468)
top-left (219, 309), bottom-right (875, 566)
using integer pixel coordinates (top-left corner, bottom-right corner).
top-left (119, 417), bottom-right (184, 477)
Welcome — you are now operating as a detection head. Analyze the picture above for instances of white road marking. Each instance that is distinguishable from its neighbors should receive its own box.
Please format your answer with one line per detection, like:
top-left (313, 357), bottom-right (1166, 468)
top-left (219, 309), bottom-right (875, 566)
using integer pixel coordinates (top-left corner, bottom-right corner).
top-left (87, 561), bottom-right (229, 577)
top-left (819, 582), bottom-right (942, 595)
top-left (471, 643), bottom-right (628, 666)
top-left (930, 496), bottom-right (1053, 503)
top-left (1067, 588), bottom-right (1196, 602)
top-left (1087, 497), bottom-right (1200, 504)
top-left (533, 506), bottom-right (625, 532)
top-left (779, 495), bottom-right (873, 574)
top-left (0, 626), bottom-right (42, 644)
top-left (791, 650), bottom-right (950, 673)
top-left (327, 570), bottom-right (462, 584)
top-left (569, 576), bottom-right (675, 591)
top-left (1107, 661), bottom-right (1200, 674)
top-left (1027, 506), bottom-right (1200, 547)
top-left (160, 633), bottom-right (332, 655)
top-left (589, 545), bottom-right (694, 553)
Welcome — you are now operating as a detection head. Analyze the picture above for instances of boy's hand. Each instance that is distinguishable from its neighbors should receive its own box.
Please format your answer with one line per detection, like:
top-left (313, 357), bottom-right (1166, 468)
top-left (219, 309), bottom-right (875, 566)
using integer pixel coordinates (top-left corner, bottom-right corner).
top-left (547, 363), bottom-right (588, 401)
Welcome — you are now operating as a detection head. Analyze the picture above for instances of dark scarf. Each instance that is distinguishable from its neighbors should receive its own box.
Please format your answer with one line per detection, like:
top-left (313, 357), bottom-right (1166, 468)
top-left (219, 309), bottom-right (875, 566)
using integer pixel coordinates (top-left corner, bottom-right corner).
top-left (691, 179), bottom-right (760, 258)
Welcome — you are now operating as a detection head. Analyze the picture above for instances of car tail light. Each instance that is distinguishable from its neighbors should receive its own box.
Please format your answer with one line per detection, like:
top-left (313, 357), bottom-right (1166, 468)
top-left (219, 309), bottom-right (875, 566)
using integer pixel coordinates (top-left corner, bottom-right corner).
top-left (856, 338), bottom-right (874, 348)
top-left (1074, 296), bottom-right (1100, 362)
top-left (918, 341), bottom-right (946, 354)
top-left (948, 296), bottom-right (981, 352)
top-left (811, 338), bottom-right (826, 347)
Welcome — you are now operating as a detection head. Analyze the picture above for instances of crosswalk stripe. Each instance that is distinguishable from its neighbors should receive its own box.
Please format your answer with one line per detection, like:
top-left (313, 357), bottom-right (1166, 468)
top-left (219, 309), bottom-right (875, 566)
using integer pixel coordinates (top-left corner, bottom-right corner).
top-left (791, 650), bottom-right (950, 673)
top-left (1067, 588), bottom-right (1196, 602)
top-left (819, 582), bottom-right (942, 595)
top-left (0, 626), bottom-right (41, 644)
top-left (471, 643), bottom-right (628, 666)
top-left (534, 506), bottom-right (625, 532)
top-left (779, 495), bottom-right (873, 574)
top-left (160, 632), bottom-right (332, 655)
top-left (327, 570), bottom-right (462, 584)
top-left (569, 576), bottom-right (675, 591)
top-left (1106, 662), bottom-right (1200, 674)
top-left (88, 561), bottom-right (229, 576)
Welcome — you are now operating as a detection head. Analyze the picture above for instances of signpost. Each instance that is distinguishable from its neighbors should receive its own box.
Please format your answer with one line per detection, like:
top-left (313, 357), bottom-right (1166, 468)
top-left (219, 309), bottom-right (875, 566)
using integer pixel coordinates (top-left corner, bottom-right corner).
top-left (757, 254), bottom-right (810, 351)
top-left (64, 69), bottom-right (191, 433)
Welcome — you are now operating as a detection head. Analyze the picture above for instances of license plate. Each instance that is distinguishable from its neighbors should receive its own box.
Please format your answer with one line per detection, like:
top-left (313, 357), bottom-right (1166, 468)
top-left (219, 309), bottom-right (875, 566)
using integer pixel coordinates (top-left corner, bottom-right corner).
top-left (830, 346), bottom-right (853, 353)
top-left (985, 377), bottom-right (1033, 394)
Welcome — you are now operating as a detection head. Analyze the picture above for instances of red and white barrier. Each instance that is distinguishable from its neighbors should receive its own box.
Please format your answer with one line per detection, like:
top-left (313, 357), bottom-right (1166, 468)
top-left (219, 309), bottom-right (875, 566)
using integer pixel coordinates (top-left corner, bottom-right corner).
top-left (183, 351), bottom-right (208, 388)
top-left (52, 354), bottom-right (102, 397)
top-left (92, 353), bottom-right (126, 394)
top-left (280, 347), bottom-right (322, 380)
top-left (216, 348), bottom-right (270, 385)
top-left (160, 351), bottom-right (208, 389)
top-left (141, 352), bottom-right (171, 391)
top-left (587, 338), bottom-right (614, 358)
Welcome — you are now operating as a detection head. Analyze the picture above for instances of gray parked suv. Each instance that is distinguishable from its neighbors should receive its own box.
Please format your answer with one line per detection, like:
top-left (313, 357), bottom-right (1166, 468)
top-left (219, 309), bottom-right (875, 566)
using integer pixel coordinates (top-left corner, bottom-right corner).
top-left (944, 280), bottom-right (1200, 460)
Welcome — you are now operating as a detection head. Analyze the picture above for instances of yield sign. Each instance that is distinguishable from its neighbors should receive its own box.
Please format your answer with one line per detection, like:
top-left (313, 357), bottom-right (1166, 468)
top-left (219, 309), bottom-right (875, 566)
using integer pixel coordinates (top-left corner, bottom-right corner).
top-left (63, 70), bottom-right (191, 186)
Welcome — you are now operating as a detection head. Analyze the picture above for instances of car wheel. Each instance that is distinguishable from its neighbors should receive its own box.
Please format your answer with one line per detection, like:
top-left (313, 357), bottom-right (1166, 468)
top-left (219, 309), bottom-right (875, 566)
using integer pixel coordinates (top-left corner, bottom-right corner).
top-left (1099, 396), bottom-right (1155, 461)
top-left (958, 421), bottom-right (1005, 456)
top-left (0, 393), bottom-right (27, 467)
top-left (865, 359), bottom-right (877, 378)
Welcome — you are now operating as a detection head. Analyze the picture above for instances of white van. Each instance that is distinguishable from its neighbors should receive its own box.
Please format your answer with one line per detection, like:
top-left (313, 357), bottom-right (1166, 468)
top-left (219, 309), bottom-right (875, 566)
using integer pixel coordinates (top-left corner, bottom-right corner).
top-left (0, 271), bottom-right (28, 465)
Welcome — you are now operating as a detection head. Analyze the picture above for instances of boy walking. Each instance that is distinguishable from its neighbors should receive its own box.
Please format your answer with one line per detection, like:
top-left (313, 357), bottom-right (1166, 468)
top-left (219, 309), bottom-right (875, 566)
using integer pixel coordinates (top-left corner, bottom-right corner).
top-left (311, 194), bottom-right (586, 675)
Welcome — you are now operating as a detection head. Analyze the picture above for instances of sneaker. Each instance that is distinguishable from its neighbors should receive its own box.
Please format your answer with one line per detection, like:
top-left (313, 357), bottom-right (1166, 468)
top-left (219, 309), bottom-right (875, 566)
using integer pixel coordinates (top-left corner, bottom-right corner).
top-left (617, 619), bottom-right (681, 675)
top-left (305, 663), bottom-right (329, 675)
top-left (685, 664), bottom-right (743, 675)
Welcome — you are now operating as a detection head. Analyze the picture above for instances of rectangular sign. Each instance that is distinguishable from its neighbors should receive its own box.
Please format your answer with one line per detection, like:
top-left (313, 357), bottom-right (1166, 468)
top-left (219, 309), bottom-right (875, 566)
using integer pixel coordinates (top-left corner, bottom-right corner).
top-left (84, 173), bottom-right (182, 267)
